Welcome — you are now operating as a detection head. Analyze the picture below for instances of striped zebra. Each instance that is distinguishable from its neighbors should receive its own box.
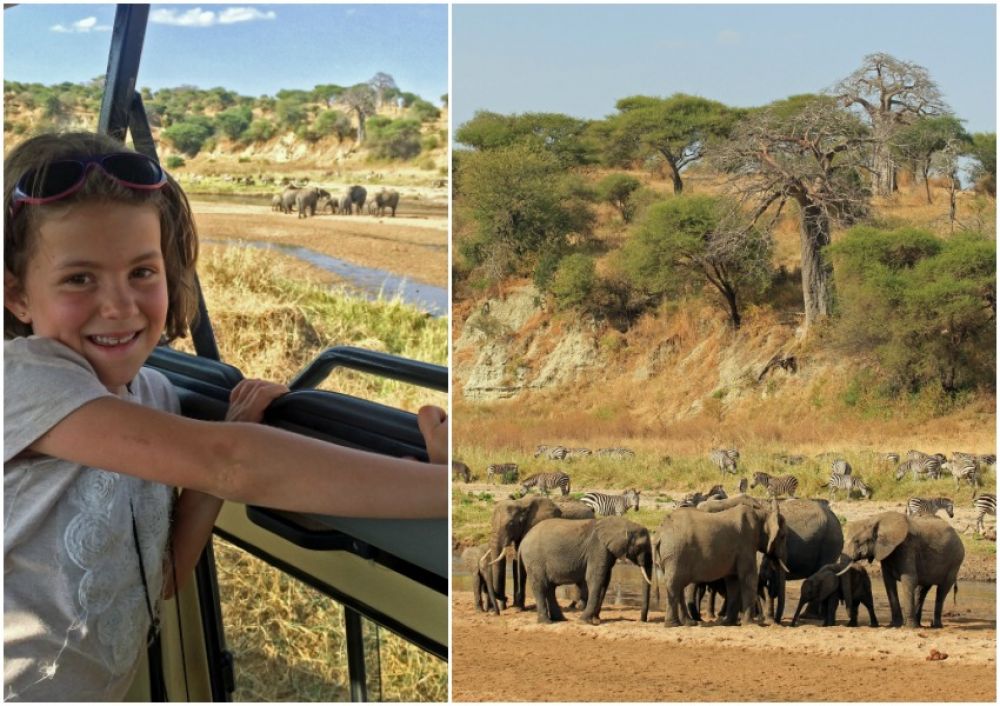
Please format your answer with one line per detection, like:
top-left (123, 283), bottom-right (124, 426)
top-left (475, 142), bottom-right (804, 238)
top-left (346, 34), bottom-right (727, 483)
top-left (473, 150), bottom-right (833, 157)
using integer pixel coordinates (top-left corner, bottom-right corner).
top-left (678, 484), bottom-right (728, 508)
top-left (976, 453), bottom-right (996, 468)
top-left (946, 453), bottom-right (981, 491)
top-left (749, 472), bottom-right (798, 498)
top-left (831, 459), bottom-right (852, 476)
top-left (894, 457), bottom-right (941, 481)
top-left (520, 471), bottom-right (571, 496)
top-left (826, 472), bottom-right (871, 500)
top-left (709, 448), bottom-right (739, 476)
top-left (564, 447), bottom-right (593, 460)
top-left (595, 447), bottom-right (635, 459)
top-left (546, 446), bottom-right (569, 460)
top-left (974, 493), bottom-right (996, 533)
top-left (486, 462), bottom-right (519, 484)
top-left (581, 489), bottom-right (640, 516)
top-left (881, 452), bottom-right (901, 465)
top-left (738, 477), bottom-right (748, 494)
top-left (906, 497), bottom-right (955, 518)
top-left (533, 444), bottom-right (565, 459)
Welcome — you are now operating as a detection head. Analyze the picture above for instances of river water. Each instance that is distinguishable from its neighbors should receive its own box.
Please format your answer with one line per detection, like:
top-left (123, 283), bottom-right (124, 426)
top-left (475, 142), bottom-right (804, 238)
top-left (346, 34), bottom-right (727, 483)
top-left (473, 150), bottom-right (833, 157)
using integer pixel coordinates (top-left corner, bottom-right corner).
top-left (213, 238), bottom-right (447, 317)
top-left (453, 557), bottom-right (997, 624)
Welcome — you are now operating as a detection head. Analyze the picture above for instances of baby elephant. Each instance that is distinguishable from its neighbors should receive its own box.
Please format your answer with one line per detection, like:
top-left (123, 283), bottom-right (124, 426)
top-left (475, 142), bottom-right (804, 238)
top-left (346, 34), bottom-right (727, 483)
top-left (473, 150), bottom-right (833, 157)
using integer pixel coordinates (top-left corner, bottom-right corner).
top-left (791, 560), bottom-right (878, 627)
top-left (461, 544), bottom-right (499, 614)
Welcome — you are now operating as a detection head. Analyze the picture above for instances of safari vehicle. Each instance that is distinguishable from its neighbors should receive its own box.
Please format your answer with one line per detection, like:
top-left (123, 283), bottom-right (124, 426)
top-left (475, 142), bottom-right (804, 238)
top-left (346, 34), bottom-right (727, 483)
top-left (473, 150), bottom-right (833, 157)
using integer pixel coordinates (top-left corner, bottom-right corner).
top-left (4, 5), bottom-right (448, 701)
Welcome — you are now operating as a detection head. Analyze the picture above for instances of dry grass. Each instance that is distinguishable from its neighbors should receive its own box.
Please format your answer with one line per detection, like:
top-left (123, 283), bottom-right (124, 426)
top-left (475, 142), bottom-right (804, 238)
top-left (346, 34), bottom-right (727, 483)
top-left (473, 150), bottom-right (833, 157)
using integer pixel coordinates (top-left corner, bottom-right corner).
top-left (183, 243), bottom-right (447, 701)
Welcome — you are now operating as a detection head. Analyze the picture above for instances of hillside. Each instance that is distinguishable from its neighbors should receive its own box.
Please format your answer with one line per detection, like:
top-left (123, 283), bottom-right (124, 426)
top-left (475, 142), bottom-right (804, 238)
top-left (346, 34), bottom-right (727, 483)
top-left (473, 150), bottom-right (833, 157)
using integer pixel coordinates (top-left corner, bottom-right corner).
top-left (453, 169), bottom-right (996, 455)
top-left (3, 80), bottom-right (449, 193)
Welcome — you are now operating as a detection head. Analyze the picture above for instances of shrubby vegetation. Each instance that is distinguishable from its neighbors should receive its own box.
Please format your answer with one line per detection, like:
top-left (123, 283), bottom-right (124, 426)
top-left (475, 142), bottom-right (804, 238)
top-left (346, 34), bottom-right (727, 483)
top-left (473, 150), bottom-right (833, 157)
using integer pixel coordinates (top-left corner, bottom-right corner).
top-left (4, 72), bottom-right (443, 159)
top-left (452, 51), bottom-right (996, 397)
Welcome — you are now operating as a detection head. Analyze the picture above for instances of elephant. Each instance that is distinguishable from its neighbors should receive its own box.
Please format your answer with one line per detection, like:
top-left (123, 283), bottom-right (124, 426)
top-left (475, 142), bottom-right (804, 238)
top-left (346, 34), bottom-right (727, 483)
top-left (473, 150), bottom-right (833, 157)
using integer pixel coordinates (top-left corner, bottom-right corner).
top-left (790, 558), bottom-right (878, 627)
top-left (341, 184), bottom-right (367, 215)
top-left (697, 495), bottom-right (843, 623)
top-left (295, 187), bottom-right (332, 219)
top-left (271, 194), bottom-right (282, 211)
top-left (844, 512), bottom-right (964, 628)
top-left (655, 499), bottom-right (787, 627)
top-left (488, 496), bottom-right (594, 611)
top-left (279, 186), bottom-right (300, 214)
top-left (461, 544), bottom-right (499, 613)
top-left (518, 517), bottom-right (653, 625)
top-left (373, 188), bottom-right (400, 217)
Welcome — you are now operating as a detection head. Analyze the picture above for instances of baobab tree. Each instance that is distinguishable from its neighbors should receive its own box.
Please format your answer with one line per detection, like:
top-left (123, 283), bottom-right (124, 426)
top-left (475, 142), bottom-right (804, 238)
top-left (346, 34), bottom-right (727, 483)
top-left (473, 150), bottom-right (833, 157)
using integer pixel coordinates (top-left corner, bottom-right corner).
top-left (713, 95), bottom-right (871, 329)
top-left (833, 53), bottom-right (950, 196)
top-left (340, 84), bottom-right (377, 145)
top-left (367, 71), bottom-right (398, 110)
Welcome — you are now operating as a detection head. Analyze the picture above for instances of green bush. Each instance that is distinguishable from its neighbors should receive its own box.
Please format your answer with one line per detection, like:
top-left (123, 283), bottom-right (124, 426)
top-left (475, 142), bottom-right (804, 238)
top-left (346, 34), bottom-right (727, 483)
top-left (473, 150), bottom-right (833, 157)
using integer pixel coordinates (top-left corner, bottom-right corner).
top-left (368, 118), bottom-right (422, 160)
top-left (244, 119), bottom-right (277, 143)
top-left (409, 99), bottom-right (441, 123)
top-left (162, 117), bottom-right (215, 157)
top-left (551, 254), bottom-right (596, 310)
top-left (421, 134), bottom-right (440, 151)
top-left (215, 106), bottom-right (252, 141)
top-left (596, 173), bottom-right (642, 222)
top-left (165, 155), bottom-right (186, 169)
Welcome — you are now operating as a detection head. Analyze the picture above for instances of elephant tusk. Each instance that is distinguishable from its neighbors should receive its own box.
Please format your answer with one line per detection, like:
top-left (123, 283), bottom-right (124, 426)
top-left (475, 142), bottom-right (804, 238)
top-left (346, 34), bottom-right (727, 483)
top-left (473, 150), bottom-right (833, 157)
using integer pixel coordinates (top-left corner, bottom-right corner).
top-left (639, 563), bottom-right (654, 586)
top-left (488, 547), bottom-right (508, 565)
top-left (835, 562), bottom-right (854, 576)
top-left (779, 559), bottom-right (791, 574)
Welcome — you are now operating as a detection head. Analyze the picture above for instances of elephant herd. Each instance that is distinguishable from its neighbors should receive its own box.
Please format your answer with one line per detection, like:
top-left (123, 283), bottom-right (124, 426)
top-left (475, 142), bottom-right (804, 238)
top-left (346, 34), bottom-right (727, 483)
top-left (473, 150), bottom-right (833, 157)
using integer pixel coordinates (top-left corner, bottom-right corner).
top-left (466, 493), bottom-right (966, 631)
top-left (271, 184), bottom-right (400, 218)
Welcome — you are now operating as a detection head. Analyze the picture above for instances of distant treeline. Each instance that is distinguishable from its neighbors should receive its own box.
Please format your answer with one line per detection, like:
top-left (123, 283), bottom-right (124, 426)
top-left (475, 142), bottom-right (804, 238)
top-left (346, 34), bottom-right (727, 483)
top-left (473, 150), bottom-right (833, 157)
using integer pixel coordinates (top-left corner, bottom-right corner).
top-left (453, 53), bottom-right (996, 398)
top-left (4, 71), bottom-right (447, 161)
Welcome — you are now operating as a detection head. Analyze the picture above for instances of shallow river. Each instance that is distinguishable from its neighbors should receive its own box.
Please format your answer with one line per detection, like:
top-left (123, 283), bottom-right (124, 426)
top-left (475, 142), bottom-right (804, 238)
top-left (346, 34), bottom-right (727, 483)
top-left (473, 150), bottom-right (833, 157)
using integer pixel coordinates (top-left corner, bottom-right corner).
top-left (453, 557), bottom-right (997, 625)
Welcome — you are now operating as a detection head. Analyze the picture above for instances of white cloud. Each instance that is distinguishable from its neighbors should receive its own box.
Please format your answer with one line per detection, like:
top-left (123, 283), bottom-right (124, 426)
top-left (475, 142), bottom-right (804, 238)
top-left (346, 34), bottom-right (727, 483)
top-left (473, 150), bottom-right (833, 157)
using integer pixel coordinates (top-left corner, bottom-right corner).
top-left (219, 8), bottom-right (276, 24)
top-left (717, 30), bottom-right (741, 45)
top-left (150, 7), bottom-right (276, 27)
top-left (50, 16), bottom-right (111, 34)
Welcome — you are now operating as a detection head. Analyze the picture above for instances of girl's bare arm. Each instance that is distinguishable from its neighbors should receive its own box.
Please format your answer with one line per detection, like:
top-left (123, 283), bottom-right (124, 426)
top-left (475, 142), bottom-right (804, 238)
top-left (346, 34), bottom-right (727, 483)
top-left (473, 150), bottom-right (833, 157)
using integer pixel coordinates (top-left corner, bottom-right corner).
top-left (30, 396), bottom-right (448, 519)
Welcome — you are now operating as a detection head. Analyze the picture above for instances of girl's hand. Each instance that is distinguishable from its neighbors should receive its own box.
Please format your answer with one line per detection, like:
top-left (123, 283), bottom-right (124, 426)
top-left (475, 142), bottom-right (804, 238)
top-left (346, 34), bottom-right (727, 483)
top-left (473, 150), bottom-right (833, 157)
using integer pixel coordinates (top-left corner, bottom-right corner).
top-left (226, 379), bottom-right (290, 423)
top-left (417, 405), bottom-right (448, 464)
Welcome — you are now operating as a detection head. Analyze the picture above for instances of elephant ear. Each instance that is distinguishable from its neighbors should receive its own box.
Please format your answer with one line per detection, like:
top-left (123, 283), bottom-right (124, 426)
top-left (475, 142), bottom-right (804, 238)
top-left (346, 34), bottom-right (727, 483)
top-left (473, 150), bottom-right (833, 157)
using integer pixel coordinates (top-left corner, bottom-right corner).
top-left (595, 517), bottom-right (630, 557)
top-left (873, 513), bottom-right (909, 561)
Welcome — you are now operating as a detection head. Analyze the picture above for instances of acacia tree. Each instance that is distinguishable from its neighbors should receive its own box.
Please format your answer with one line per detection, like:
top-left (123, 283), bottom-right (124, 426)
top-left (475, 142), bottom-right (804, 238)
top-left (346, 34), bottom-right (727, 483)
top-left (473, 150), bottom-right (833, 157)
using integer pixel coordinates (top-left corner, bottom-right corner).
top-left (892, 116), bottom-right (970, 204)
top-left (340, 84), bottom-right (377, 145)
top-left (713, 95), bottom-right (871, 329)
top-left (607, 94), bottom-right (740, 194)
top-left (966, 132), bottom-right (997, 196)
top-left (833, 53), bottom-right (950, 196)
top-left (619, 195), bottom-right (771, 329)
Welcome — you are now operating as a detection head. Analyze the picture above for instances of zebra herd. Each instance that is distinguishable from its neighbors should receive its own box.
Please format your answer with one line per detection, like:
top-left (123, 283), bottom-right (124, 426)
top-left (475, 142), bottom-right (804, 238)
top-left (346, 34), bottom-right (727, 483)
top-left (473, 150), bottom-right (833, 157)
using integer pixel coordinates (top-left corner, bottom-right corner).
top-left (534, 444), bottom-right (636, 461)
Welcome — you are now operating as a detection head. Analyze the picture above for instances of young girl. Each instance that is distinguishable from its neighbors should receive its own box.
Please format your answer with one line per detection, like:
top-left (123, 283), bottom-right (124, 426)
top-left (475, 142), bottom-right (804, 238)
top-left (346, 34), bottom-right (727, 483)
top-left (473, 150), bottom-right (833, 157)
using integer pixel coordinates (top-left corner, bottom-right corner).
top-left (3, 132), bottom-right (448, 700)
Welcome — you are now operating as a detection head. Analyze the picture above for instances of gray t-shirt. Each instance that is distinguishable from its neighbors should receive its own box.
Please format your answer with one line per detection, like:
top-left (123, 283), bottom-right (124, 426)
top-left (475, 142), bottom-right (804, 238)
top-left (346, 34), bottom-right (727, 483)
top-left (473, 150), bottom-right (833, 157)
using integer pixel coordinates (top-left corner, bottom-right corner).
top-left (4, 336), bottom-right (176, 701)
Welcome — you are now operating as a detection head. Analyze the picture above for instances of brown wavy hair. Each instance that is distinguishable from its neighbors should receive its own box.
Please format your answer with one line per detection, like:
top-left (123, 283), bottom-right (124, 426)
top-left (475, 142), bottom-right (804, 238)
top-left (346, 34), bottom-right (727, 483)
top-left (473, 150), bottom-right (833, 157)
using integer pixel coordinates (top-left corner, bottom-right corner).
top-left (4, 132), bottom-right (199, 341)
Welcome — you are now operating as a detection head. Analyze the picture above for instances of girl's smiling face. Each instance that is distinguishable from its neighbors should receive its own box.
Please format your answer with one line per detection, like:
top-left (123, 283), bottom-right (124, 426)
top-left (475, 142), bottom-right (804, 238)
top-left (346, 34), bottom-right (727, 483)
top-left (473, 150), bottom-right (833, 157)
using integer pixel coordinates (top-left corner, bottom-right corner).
top-left (5, 201), bottom-right (168, 393)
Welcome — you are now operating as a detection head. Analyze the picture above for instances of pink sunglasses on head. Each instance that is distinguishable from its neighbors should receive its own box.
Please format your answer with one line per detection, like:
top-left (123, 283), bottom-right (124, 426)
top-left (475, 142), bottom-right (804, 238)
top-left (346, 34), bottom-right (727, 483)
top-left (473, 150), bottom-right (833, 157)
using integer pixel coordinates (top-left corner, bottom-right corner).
top-left (10, 152), bottom-right (168, 217)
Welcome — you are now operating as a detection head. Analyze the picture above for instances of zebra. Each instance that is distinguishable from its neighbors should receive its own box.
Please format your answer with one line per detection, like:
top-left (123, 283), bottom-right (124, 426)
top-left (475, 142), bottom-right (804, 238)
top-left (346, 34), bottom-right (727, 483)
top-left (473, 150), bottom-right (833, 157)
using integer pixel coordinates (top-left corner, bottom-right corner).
top-left (519, 471), bottom-right (571, 496)
top-left (975, 453), bottom-right (996, 468)
top-left (749, 471), bottom-right (799, 498)
top-left (595, 447), bottom-right (635, 459)
top-left (906, 497), bottom-right (955, 518)
top-left (486, 462), bottom-right (519, 484)
top-left (825, 472), bottom-right (871, 500)
top-left (831, 459), bottom-right (852, 476)
top-left (533, 444), bottom-right (565, 459)
top-left (738, 477), bottom-right (748, 494)
top-left (709, 448), bottom-right (739, 476)
top-left (881, 452), bottom-right (901, 465)
top-left (945, 453), bottom-right (981, 492)
top-left (581, 489), bottom-right (640, 517)
top-left (776, 454), bottom-right (805, 465)
top-left (545, 446), bottom-right (569, 461)
top-left (564, 447), bottom-right (593, 460)
top-left (894, 457), bottom-right (941, 481)
top-left (973, 493), bottom-right (996, 533)
top-left (678, 485), bottom-right (728, 508)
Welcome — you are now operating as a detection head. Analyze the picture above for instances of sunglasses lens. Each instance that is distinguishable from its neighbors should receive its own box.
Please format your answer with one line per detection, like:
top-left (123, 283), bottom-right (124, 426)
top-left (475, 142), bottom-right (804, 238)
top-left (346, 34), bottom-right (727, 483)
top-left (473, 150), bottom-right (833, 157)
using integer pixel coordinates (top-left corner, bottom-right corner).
top-left (18, 161), bottom-right (86, 199)
top-left (101, 154), bottom-right (165, 186)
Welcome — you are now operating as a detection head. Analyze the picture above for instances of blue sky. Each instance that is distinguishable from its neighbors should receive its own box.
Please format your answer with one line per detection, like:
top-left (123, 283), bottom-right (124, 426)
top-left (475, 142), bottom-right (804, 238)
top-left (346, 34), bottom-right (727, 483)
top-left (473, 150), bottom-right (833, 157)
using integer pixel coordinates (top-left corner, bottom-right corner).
top-left (4, 4), bottom-right (448, 104)
top-left (454, 4), bottom-right (996, 134)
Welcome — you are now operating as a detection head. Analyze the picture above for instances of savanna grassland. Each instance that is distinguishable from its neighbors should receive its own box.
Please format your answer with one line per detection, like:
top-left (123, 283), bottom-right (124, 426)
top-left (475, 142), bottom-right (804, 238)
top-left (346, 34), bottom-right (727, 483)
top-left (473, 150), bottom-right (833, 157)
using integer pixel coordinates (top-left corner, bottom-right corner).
top-left (451, 56), bottom-right (995, 702)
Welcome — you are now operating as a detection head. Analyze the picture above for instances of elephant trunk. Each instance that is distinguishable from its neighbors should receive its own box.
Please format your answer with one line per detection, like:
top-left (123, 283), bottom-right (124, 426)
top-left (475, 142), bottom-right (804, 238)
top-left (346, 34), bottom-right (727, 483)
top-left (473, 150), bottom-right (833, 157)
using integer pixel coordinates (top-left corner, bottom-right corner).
top-left (790, 596), bottom-right (807, 626)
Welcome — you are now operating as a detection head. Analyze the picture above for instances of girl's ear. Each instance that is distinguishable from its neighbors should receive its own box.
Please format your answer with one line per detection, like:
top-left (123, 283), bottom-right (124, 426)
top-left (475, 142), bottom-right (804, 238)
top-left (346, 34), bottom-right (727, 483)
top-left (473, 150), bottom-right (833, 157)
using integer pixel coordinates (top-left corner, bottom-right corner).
top-left (4, 270), bottom-right (31, 324)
